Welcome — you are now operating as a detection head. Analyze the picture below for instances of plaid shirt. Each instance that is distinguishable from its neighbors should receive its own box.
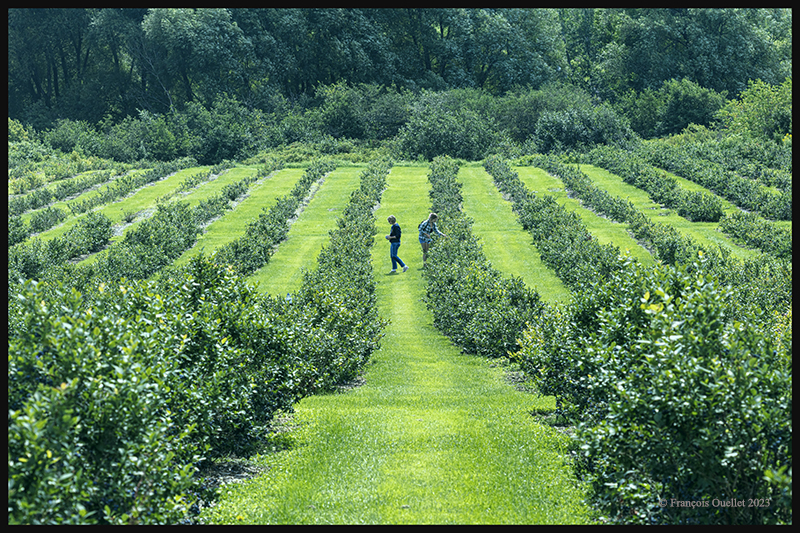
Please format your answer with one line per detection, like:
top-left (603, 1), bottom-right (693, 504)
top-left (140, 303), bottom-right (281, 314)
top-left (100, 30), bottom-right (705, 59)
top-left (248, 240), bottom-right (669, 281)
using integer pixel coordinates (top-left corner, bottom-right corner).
top-left (418, 219), bottom-right (443, 242)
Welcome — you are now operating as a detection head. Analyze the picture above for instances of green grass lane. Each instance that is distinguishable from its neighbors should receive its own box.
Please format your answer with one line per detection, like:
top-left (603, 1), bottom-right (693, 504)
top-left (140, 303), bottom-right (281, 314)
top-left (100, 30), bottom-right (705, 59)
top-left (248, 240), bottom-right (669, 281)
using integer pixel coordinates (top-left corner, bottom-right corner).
top-left (514, 165), bottom-right (656, 267)
top-left (203, 164), bottom-right (592, 525)
top-left (177, 166), bottom-right (257, 210)
top-left (35, 167), bottom-right (197, 242)
top-left (17, 169), bottom-right (124, 226)
top-left (459, 164), bottom-right (571, 304)
top-left (572, 164), bottom-right (760, 261)
top-left (248, 166), bottom-right (365, 295)
top-left (174, 167), bottom-right (302, 267)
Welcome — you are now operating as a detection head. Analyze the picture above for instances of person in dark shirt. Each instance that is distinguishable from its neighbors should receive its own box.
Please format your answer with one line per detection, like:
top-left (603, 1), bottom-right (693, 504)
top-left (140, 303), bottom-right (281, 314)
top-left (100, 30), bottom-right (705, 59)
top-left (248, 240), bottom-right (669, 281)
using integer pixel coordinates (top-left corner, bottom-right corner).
top-left (385, 215), bottom-right (408, 273)
top-left (418, 212), bottom-right (447, 267)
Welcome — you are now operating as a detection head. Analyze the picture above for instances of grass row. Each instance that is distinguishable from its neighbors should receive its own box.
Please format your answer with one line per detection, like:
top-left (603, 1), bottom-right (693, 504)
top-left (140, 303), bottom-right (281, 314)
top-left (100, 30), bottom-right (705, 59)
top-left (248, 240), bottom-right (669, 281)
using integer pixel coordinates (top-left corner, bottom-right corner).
top-left (203, 163), bottom-right (592, 524)
top-left (570, 163), bottom-right (760, 261)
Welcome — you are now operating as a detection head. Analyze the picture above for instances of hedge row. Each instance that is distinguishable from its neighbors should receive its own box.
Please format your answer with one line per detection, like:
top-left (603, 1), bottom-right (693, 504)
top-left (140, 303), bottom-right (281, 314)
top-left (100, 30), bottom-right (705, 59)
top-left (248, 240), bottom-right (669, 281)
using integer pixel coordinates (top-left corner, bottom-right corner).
top-left (8, 211), bottom-right (114, 284)
top-left (663, 135), bottom-right (792, 192)
top-left (212, 159), bottom-right (335, 277)
top-left (9, 170), bottom-right (117, 218)
top-left (718, 211), bottom-right (792, 261)
top-left (8, 162), bottom-right (278, 289)
top-left (422, 156), bottom-right (544, 359)
top-left (483, 154), bottom-right (624, 291)
top-left (66, 157), bottom-right (197, 216)
top-left (583, 145), bottom-right (726, 222)
top-left (9, 167), bottom-right (221, 249)
top-left (513, 254), bottom-right (792, 525)
top-left (8, 170), bottom-right (121, 248)
top-left (8, 159), bottom-right (391, 525)
top-left (633, 140), bottom-right (792, 221)
top-left (286, 157), bottom-right (393, 387)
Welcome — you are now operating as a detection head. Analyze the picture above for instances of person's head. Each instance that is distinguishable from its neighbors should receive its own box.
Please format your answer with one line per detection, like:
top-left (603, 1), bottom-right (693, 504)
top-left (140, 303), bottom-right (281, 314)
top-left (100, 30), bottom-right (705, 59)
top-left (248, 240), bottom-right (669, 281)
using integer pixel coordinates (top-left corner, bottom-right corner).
top-left (387, 215), bottom-right (396, 224)
top-left (429, 213), bottom-right (438, 222)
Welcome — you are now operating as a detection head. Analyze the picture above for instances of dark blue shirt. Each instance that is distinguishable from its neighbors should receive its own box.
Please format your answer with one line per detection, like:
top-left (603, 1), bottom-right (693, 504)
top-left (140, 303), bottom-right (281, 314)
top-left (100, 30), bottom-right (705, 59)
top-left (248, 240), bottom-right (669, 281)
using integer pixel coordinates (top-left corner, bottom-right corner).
top-left (389, 223), bottom-right (401, 242)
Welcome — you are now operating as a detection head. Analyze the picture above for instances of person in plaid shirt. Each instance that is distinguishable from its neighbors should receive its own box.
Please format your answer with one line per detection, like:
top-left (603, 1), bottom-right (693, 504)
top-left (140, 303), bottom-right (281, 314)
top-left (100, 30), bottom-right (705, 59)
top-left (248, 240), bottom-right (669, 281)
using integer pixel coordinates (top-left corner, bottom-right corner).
top-left (418, 212), bottom-right (447, 267)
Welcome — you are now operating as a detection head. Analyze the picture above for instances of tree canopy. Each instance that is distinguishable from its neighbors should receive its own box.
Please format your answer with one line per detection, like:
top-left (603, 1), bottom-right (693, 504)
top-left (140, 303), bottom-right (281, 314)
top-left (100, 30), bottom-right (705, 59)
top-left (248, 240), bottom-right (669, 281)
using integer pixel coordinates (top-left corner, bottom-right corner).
top-left (8, 8), bottom-right (791, 128)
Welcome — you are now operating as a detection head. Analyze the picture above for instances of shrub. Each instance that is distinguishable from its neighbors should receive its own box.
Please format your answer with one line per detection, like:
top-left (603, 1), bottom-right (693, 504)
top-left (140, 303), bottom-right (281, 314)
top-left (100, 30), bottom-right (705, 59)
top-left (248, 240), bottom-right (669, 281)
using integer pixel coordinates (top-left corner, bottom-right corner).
top-left (715, 77), bottom-right (793, 143)
top-left (719, 211), bottom-right (792, 260)
top-left (8, 281), bottom-right (199, 524)
top-left (533, 103), bottom-right (635, 154)
top-left (655, 78), bottom-right (727, 137)
top-left (395, 92), bottom-right (503, 161)
top-left (513, 255), bottom-right (792, 524)
top-left (577, 260), bottom-right (791, 524)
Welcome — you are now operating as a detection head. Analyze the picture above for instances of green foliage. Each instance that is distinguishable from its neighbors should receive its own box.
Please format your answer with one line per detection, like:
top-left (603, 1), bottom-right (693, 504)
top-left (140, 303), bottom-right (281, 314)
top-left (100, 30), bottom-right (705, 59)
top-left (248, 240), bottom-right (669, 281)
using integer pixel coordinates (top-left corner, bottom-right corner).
top-left (715, 77), bottom-right (793, 143)
top-left (395, 93), bottom-right (505, 161)
top-left (532, 103), bottom-right (635, 153)
top-left (513, 255), bottom-right (792, 524)
top-left (8, 166), bottom-right (391, 522)
top-left (616, 79), bottom-right (728, 140)
top-left (423, 156), bottom-right (544, 358)
top-left (633, 140), bottom-right (791, 221)
top-left (586, 145), bottom-right (727, 222)
top-left (484, 155), bottom-right (624, 290)
top-left (719, 211), bottom-right (792, 260)
top-left (8, 281), bottom-right (199, 524)
top-left (656, 78), bottom-right (727, 137)
top-left (8, 212), bottom-right (114, 283)
top-left (519, 151), bottom-right (791, 322)
top-left (92, 202), bottom-right (201, 283)
top-left (213, 159), bottom-right (333, 276)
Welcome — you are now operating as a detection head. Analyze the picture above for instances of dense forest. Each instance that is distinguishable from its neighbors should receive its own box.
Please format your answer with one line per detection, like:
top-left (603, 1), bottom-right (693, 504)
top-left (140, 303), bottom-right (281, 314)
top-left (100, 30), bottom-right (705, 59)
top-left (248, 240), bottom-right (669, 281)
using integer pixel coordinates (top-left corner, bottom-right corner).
top-left (8, 8), bottom-right (793, 165)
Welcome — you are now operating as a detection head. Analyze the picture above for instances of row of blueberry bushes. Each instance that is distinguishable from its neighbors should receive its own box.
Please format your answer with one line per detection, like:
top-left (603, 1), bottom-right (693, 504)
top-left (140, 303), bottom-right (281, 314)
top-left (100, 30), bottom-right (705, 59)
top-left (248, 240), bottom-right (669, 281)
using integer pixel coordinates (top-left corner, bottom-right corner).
top-left (633, 140), bottom-right (792, 221)
top-left (7, 158), bottom-right (391, 524)
top-left (583, 145), bottom-right (726, 222)
top-left (211, 159), bottom-right (336, 277)
top-left (422, 155), bottom-right (544, 359)
top-left (482, 154), bottom-right (792, 524)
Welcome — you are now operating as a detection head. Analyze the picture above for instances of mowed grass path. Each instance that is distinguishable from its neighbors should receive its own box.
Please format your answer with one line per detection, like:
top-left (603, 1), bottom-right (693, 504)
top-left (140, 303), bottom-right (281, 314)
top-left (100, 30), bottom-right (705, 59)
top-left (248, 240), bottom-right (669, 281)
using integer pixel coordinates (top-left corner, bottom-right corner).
top-left (459, 164), bottom-right (571, 304)
top-left (514, 165), bottom-right (656, 266)
top-left (249, 166), bottom-right (364, 295)
top-left (203, 165), bottom-right (591, 525)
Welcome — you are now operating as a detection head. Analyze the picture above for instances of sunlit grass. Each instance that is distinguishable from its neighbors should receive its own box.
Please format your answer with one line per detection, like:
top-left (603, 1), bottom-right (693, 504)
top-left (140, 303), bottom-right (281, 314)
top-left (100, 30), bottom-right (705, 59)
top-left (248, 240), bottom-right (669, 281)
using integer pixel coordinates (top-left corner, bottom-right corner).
top-left (202, 164), bottom-right (592, 525)
top-left (248, 166), bottom-right (364, 295)
top-left (459, 163), bottom-right (572, 304)
top-left (514, 165), bottom-right (656, 266)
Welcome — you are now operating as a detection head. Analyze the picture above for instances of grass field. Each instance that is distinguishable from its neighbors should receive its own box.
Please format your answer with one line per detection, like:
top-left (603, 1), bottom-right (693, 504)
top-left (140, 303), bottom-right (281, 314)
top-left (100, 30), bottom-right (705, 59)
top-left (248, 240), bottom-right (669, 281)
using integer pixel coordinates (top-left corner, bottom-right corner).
top-left (202, 163), bottom-right (592, 524)
top-left (248, 166), bottom-right (364, 295)
top-left (459, 164), bottom-right (572, 304)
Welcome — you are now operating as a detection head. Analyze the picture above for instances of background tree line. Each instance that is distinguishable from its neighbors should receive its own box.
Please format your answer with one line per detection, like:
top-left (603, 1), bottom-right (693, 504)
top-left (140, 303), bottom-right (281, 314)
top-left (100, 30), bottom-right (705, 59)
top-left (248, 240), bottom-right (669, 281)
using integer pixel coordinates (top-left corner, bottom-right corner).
top-left (8, 8), bottom-right (792, 164)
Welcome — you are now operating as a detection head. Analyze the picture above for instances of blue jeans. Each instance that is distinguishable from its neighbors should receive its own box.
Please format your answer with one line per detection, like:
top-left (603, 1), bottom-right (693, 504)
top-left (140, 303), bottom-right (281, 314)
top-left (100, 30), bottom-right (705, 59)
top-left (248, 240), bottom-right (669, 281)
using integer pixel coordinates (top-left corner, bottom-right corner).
top-left (390, 241), bottom-right (405, 269)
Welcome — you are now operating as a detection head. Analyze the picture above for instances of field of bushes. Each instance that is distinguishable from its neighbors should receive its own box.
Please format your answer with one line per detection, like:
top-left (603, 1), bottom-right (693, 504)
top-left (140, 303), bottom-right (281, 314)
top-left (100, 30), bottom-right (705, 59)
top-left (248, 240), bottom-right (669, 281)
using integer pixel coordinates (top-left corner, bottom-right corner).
top-left (7, 80), bottom-right (792, 525)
